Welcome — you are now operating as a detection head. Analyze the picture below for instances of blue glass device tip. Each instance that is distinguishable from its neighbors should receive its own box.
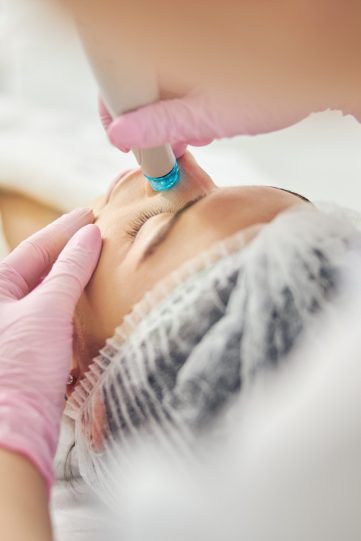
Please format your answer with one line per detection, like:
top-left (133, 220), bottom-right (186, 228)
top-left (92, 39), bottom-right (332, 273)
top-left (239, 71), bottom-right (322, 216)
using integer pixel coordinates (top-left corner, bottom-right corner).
top-left (145, 161), bottom-right (180, 192)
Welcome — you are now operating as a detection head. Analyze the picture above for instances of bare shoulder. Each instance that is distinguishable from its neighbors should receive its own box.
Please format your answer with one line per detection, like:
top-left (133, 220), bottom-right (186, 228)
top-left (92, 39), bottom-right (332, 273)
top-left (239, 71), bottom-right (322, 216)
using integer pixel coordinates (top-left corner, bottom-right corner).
top-left (0, 192), bottom-right (61, 250)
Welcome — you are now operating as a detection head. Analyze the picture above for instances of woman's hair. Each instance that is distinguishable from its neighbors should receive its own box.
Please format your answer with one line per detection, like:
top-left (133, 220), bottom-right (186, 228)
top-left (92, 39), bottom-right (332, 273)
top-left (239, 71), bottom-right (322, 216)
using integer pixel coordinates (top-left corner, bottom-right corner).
top-left (65, 205), bottom-right (361, 504)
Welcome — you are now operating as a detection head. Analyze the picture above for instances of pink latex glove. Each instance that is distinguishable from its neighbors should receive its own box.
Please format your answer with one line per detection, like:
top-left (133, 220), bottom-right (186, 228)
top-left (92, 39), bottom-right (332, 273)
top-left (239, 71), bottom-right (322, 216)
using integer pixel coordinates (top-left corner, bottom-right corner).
top-left (99, 91), bottom-right (311, 159)
top-left (0, 208), bottom-right (101, 494)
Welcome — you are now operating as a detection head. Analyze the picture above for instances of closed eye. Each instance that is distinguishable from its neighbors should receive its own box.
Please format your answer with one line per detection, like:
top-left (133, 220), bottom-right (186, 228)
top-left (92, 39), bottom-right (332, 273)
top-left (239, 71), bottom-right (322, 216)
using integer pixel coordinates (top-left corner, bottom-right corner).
top-left (126, 195), bottom-right (207, 241)
top-left (139, 195), bottom-right (207, 261)
top-left (125, 207), bottom-right (166, 240)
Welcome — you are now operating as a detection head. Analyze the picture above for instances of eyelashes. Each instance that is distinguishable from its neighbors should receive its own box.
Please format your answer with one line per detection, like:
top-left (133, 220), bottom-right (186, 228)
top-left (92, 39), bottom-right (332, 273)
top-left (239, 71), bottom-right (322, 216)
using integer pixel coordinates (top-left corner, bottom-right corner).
top-left (125, 207), bottom-right (165, 240)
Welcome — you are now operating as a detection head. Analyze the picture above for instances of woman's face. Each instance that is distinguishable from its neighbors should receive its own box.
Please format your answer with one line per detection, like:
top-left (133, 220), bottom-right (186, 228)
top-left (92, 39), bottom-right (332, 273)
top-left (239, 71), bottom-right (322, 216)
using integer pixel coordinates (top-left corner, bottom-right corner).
top-left (74, 152), bottom-right (307, 372)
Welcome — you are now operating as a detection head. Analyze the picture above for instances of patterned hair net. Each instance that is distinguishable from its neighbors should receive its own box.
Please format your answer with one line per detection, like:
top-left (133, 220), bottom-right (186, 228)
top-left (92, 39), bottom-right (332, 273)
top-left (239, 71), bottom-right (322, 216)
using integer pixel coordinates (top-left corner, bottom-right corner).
top-left (65, 205), bottom-right (361, 505)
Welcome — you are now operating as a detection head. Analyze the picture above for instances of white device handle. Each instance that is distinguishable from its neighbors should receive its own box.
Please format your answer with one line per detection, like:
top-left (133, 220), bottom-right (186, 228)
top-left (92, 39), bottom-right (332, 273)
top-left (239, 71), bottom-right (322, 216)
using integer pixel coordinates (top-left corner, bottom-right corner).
top-left (75, 19), bottom-right (176, 179)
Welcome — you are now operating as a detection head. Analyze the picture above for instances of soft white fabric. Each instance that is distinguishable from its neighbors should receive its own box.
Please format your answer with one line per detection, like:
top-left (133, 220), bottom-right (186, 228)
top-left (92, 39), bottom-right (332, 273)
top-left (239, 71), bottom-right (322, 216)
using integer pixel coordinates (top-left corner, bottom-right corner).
top-left (51, 417), bottom-right (115, 541)
top-left (65, 204), bottom-right (361, 513)
top-left (0, 96), bottom-right (128, 212)
top-left (116, 282), bottom-right (361, 541)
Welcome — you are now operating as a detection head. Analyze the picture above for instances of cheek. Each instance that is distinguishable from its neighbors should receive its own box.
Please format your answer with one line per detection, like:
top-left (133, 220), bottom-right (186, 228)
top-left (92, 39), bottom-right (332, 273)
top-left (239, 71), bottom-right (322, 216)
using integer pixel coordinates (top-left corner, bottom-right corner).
top-left (143, 208), bottom-right (235, 276)
top-left (83, 244), bottom-right (128, 346)
top-left (130, 220), bottom-right (218, 291)
top-left (83, 241), bottom-right (155, 346)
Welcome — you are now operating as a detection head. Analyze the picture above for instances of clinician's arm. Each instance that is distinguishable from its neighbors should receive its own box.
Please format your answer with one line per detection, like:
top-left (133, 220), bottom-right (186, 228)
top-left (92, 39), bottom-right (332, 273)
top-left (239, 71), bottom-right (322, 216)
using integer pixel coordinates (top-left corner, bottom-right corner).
top-left (0, 209), bottom-right (102, 540)
top-left (65, 0), bottom-right (361, 153)
top-left (0, 450), bottom-right (52, 541)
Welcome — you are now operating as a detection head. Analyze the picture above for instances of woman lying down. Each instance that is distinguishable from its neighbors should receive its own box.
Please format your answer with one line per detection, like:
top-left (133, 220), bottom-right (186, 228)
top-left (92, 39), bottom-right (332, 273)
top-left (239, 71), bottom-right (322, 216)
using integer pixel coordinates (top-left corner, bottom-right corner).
top-left (0, 151), bottom-right (360, 539)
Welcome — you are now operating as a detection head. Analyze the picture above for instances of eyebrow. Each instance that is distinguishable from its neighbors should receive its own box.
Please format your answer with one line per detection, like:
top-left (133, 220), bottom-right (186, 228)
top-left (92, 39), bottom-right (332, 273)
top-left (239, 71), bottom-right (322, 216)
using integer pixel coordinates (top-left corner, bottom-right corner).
top-left (140, 186), bottom-right (310, 263)
top-left (140, 195), bottom-right (207, 262)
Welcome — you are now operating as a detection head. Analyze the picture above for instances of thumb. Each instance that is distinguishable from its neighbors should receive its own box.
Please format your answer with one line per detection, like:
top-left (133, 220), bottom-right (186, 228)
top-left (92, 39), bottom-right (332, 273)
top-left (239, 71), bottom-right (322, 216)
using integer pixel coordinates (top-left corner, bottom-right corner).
top-left (38, 224), bottom-right (102, 316)
top-left (107, 95), bottom-right (214, 151)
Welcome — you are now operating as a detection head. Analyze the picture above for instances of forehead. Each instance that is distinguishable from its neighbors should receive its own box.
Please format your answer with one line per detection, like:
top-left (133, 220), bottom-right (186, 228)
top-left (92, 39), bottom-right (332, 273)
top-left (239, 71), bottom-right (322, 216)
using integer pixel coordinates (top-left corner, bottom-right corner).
top-left (189, 185), bottom-right (308, 217)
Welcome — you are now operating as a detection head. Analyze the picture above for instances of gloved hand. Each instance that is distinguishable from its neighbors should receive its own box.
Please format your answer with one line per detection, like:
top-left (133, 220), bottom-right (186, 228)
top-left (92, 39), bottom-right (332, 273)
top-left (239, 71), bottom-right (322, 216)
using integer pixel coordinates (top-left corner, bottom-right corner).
top-left (99, 91), bottom-right (311, 158)
top-left (0, 208), bottom-right (101, 494)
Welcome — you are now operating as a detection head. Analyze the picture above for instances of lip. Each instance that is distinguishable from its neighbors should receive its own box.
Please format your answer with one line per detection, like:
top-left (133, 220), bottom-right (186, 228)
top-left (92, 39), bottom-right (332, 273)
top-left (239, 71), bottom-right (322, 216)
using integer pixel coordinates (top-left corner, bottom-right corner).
top-left (105, 168), bottom-right (140, 203)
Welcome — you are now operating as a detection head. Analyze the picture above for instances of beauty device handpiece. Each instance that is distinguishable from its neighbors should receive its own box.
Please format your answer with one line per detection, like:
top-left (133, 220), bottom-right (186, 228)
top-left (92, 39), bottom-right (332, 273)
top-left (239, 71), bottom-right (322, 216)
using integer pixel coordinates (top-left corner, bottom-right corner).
top-left (100, 83), bottom-right (180, 192)
top-left (75, 22), bottom-right (180, 192)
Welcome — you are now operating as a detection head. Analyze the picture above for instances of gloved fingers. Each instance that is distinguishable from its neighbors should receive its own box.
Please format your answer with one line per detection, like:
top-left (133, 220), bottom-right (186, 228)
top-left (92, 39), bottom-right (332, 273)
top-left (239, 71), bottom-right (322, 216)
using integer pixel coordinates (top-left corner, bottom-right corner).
top-left (38, 224), bottom-right (102, 317)
top-left (169, 138), bottom-right (212, 160)
top-left (185, 137), bottom-right (214, 147)
top-left (0, 208), bottom-right (94, 301)
top-left (107, 95), bottom-right (212, 151)
top-left (172, 142), bottom-right (188, 159)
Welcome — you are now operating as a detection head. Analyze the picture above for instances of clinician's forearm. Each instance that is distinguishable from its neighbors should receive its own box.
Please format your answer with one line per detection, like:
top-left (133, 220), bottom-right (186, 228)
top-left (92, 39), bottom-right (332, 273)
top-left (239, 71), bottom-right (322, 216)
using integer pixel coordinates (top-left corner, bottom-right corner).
top-left (0, 449), bottom-right (52, 541)
top-left (0, 193), bottom-right (61, 250)
top-left (64, 0), bottom-right (361, 115)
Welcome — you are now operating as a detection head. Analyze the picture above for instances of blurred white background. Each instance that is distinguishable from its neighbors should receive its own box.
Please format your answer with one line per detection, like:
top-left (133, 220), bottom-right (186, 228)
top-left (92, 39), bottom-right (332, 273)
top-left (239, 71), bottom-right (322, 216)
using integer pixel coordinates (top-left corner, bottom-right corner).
top-left (1, 0), bottom-right (361, 209)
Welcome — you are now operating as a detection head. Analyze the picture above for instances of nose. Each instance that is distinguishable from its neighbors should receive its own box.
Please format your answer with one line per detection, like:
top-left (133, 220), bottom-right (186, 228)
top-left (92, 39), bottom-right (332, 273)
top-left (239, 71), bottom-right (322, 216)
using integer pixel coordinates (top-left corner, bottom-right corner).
top-left (144, 151), bottom-right (215, 201)
top-left (177, 152), bottom-right (215, 192)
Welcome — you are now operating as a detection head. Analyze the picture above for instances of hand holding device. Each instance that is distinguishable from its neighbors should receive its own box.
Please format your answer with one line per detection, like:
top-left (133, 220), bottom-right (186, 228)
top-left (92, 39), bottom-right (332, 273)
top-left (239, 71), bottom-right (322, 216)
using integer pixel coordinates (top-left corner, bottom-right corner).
top-left (103, 89), bottom-right (311, 156)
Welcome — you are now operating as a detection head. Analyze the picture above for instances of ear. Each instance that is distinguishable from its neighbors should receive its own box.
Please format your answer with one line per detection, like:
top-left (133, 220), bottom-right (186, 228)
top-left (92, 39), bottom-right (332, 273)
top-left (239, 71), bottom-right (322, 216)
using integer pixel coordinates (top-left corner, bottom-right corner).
top-left (65, 367), bottom-right (80, 399)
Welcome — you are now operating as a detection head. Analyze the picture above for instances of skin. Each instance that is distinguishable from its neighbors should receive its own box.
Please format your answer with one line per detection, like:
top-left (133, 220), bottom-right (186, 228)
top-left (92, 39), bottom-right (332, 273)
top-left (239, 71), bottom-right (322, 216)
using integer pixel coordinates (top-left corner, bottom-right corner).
top-left (66, 0), bottom-right (361, 125)
top-left (0, 449), bottom-right (51, 541)
top-left (0, 153), bottom-right (308, 377)
top-left (73, 152), bottom-right (309, 374)
top-left (0, 192), bottom-right (60, 243)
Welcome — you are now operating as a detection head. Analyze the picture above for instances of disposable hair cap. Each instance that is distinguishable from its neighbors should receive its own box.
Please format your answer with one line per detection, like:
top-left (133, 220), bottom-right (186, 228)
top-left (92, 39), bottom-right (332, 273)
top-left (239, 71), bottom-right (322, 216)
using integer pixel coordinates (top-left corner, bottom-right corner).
top-left (65, 204), bottom-right (361, 506)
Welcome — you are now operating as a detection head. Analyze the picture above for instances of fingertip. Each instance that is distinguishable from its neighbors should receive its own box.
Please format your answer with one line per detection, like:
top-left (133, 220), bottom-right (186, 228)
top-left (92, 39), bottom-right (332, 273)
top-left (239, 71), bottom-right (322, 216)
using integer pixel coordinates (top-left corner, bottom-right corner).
top-left (39, 224), bottom-right (103, 313)
top-left (67, 207), bottom-right (95, 221)
top-left (57, 208), bottom-right (95, 233)
top-left (108, 101), bottom-right (190, 150)
top-left (172, 142), bottom-right (188, 158)
top-left (109, 105), bottom-right (159, 149)
top-left (87, 223), bottom-right (102, 243)
top-left (64, 224), bottom-right (102, 265)
top-left (108, 116), bottom-right (137, 151)
top-left (76, 223), bottom-right (102, 255)
top-left (189, 138), bottom-right (214, 147)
